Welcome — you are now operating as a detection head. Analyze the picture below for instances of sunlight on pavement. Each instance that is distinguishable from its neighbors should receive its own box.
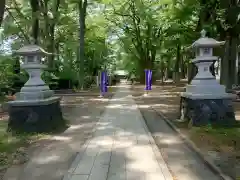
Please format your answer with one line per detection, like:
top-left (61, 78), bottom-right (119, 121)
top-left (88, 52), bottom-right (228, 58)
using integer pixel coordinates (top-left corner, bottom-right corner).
top-left (50, 136), bottom-right (72, 141)
top-left (68, 124), bottom-right (84, 130)
top-left (35, 155), bottom-right (60, 164)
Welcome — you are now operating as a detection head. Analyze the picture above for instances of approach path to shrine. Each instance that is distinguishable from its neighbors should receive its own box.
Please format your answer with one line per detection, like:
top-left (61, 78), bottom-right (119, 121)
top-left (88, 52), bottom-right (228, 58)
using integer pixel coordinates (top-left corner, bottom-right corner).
top-left (64, 84), bottom-right (173, 180)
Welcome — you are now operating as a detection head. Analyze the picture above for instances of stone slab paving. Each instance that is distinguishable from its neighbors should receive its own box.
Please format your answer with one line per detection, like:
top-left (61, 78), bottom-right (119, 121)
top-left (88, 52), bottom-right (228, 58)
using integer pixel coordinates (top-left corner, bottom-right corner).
top-left (65, 85), bottom-right (173, 180)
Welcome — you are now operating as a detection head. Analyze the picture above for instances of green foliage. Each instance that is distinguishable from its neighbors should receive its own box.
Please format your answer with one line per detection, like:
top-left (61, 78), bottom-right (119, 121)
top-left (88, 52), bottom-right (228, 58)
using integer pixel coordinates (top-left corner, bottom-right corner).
top-left (0, 55), bottom-right (15, 94)
top-left (1, 0), bottom-right (239, 88)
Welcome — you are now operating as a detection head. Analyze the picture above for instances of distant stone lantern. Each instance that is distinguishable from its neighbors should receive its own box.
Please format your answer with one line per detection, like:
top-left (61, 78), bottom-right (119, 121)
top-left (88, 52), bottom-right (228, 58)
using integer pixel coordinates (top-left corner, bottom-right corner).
top-left (180, 30), bottom-right (236, 126)
top-left (7, 45), bottom-right (65, 133)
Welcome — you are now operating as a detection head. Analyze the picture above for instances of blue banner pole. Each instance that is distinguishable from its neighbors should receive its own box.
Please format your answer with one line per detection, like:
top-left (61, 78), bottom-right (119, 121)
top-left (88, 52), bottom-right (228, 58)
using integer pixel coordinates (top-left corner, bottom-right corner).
top-left (148, 70), bottom-right (152, 90)
top-left (105, 71), bottom-right (108, 93)
top-left (144, 69), bottom-right (152, 96)
top-left (100, 71), bottom-right (108, 97)
top-left (100, 71), bottom-right (105, 96)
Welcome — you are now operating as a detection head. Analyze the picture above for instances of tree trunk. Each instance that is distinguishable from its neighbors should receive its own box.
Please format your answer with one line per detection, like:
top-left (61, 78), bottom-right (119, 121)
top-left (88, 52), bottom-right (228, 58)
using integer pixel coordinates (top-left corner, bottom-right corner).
top-left (55, 41), bottom-right (60, 62)
top-left (47, 25), bottom-right (55, 69)
top-left (30, 0), bottom-right (40, 44)
top-left (46, 0), bottom-right (60, 69)
top-left (78, 0), bottom-right (88, 89)
top-left (165, 60), bottom-right (170, 80)
top-left (0, 0), bottom-right (5, 27)
top-left (173, 44), bottom-right (181, 83)
top-left (139, 60), bottom-right (146, 84)
top-left (187, 63), bottom-right (198, 84)
top-left (54, 41), bottom-right (60, 72)
top-left (227, 36), bottom-right (237, 89)
top-left (220, 38), bottom-right (229, 86)
top-left (220, 36), bottom-right (237, 90)
top-left (160, 60), bottom-right (165, 83)
top-left (181, 55), bottom-right (186, 79)
top-left (210, 61), bottom-right (215, 76)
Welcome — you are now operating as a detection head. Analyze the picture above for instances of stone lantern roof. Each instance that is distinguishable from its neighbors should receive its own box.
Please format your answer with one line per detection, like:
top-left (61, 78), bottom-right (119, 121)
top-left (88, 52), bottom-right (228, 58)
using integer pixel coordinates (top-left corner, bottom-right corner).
top-left (13, 45), bottom-right (51, 56)
top-left (191, 30), bottom-right (225, 48)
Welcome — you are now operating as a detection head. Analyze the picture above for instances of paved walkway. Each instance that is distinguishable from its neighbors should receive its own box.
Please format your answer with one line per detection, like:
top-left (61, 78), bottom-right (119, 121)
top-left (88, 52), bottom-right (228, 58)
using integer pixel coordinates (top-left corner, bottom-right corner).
top-left (64, 85), bottom-right (173, 180)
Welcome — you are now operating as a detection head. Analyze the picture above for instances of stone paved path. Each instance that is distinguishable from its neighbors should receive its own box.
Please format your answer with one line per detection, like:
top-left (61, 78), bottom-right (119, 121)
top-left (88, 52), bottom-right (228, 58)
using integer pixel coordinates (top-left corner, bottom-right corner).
top-left (64, 85), bottom-right (173, 180)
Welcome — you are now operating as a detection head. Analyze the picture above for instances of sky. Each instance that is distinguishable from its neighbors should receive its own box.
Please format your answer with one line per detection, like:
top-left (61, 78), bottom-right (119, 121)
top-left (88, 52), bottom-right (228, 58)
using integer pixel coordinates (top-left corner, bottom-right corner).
top-left (0, 28), bottom-right (12, 55)
top-left (0, 39), bottom-right (13, 55)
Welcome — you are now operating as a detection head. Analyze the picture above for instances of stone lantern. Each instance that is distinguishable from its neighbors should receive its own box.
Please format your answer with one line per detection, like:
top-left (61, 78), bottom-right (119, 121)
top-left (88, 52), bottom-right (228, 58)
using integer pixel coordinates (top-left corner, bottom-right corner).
top-left (180, 30), bottom-right (236, 126)
top-left (7, 45), bottom-right (65, 133)
top-left (15, 45), bottom-right (53, 100)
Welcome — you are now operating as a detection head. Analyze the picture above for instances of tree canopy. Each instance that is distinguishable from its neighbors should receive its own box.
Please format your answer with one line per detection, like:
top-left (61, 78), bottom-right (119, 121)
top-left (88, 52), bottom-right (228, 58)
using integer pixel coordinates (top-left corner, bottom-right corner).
top-left (0, 0), bottom-right (240, 92)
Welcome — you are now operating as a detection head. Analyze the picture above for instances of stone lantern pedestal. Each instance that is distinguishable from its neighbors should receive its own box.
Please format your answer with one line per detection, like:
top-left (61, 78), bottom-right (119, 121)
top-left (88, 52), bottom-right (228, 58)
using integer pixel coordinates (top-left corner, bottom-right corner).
top-left (180, 30), bottom-right (236, 126)
top-left (7, 45), bottom-right (66, 133)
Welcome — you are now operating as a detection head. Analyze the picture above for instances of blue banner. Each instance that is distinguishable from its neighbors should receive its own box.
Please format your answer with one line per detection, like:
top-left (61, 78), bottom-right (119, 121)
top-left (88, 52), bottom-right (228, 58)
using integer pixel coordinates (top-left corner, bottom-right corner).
top-left (100, 71), bottom-right (108, 95)
top-left (145, 69), bottom-right (152, 90)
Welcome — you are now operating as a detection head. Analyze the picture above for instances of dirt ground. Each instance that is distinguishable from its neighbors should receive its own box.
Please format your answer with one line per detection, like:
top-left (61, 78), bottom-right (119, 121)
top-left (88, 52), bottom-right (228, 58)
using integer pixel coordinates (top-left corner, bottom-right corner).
top-left (131, 82), bottom-right (240, 179)
top-left (0, 88), bottom-right (115, 180)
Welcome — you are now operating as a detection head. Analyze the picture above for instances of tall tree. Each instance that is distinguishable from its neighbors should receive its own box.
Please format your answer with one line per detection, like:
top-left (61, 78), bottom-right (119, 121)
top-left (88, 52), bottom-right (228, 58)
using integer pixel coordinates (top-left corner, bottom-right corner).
top-left (30, 0), bottom-right (40, 44)
top-left (0, 0), bottom-right (5, 27)
top-left (41, 0), bottom-right (61, 68)
top-left (78, 0), bottom-right (88, 89)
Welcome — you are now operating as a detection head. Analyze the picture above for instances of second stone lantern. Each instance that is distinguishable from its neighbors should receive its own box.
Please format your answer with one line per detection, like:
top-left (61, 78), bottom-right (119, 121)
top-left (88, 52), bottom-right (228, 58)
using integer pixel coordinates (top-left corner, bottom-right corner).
top-left (180, 30), bottom-right (236, 126)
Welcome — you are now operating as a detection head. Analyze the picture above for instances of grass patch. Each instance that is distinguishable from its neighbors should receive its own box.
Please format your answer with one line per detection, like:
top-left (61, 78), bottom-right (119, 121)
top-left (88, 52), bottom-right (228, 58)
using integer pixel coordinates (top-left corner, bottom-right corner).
top-left (0, 120), bottom-right (49, 167)
top-left (172, 120), bottom-right (240, 153)
top-left (191, 125), bottom-right (240, 154)
top-left (174, 121), bottom-right (239, 178)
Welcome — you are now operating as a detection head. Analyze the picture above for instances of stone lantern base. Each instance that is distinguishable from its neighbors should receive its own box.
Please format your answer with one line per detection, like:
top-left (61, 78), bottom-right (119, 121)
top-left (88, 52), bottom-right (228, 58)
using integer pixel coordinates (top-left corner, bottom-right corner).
top-left (7, 97), bottom-right (66, 133)
top-left (179, 95), bottom-right (236, 126)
